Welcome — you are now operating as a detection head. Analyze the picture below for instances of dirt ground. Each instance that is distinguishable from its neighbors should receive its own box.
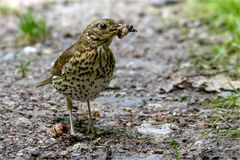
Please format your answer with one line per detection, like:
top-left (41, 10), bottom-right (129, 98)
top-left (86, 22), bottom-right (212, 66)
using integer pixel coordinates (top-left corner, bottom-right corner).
top-left (0, 0), bottom-right (239, 159)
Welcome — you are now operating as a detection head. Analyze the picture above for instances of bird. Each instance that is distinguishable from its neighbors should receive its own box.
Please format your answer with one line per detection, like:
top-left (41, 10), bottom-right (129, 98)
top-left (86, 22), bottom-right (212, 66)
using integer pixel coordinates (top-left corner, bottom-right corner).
top-left (36, 18), bottom-right (137, 134)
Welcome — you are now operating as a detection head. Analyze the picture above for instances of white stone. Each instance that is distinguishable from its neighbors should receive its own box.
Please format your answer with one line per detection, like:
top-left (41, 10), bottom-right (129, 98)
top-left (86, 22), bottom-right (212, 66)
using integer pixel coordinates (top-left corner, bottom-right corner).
top-left (137, 123), bottom-right (175, 139)
top-left (23, 46), bottom-right (39, 56)
top-left (113, 154), bottom-right (162, 160)
top-left (16, 117), bottom-right (32, 128)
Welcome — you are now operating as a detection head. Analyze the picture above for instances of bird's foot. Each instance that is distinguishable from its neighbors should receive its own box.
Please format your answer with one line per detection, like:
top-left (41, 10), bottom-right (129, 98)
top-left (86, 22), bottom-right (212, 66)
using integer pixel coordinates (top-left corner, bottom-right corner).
top-left (70, 129), bottom-right (75, 135)
top-left (87, 123), bottom-right (96, 134)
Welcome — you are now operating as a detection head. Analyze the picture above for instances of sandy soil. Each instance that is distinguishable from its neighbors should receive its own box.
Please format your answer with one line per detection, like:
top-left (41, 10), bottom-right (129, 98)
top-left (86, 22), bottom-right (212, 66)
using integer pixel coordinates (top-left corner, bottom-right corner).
top-left (0, 0), bottom-right (239, 159)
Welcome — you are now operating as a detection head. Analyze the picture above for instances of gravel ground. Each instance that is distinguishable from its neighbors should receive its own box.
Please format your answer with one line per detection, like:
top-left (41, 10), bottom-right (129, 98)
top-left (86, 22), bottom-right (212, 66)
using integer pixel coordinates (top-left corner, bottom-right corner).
top-left (0, 0), bottom-right (239, 159)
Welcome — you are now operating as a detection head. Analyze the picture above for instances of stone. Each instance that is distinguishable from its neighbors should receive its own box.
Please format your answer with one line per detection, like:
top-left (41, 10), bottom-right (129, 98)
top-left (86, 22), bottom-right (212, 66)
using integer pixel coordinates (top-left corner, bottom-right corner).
top-left (16, 117), bottom-right (32, 128)
top-left (0, 52), bottom-right (15, 62)
top-left (23, 46), bottom-right (39, 56)
top-left (137, 123), bottom-right (176, 140)
top-left (113, 154), bottom-right (163, 160)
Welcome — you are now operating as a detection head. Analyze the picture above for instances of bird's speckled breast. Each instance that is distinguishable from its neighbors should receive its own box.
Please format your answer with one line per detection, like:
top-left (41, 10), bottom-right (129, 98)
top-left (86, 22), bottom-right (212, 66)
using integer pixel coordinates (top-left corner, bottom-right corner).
top-left (52, 46), bottom-right (115, 101)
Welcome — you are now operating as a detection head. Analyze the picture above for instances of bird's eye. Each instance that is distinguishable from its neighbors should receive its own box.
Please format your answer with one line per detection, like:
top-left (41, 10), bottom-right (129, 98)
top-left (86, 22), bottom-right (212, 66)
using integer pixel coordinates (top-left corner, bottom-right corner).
top-left (99, 23), bottom-right (107, 30)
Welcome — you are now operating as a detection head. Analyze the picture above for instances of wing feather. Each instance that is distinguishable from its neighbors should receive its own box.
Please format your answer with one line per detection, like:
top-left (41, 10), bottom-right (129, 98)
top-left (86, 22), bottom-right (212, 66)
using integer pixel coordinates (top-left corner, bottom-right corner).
top-left (50, 41), bottom-right (79, 75)
top-left (36, 41), bottom-right (80, 87)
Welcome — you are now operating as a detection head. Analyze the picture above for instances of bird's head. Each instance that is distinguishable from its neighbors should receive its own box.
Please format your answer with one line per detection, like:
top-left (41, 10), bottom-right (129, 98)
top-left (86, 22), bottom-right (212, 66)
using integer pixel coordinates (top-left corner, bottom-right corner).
top-left (80, 19), bottom-right (136, 48)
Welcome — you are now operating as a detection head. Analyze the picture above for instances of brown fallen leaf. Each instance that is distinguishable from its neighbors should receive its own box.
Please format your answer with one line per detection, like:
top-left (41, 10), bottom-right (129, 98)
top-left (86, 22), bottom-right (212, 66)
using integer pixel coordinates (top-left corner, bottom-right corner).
top-left (53, 123), bottom-right (69, 138)
top-left (44, 123), bottom-right (69, 138)
top-left (188, 74), bottom-right (240, 92)
top-left (93, 111), bottom-right (100, 117)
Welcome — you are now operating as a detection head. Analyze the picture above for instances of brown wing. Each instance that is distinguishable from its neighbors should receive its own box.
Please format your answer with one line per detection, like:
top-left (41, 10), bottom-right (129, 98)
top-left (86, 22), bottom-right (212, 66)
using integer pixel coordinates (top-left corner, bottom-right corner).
top-left (35, 41), bottom-right (80, 87)
top-left (50, 41), bottom-right (79, 75)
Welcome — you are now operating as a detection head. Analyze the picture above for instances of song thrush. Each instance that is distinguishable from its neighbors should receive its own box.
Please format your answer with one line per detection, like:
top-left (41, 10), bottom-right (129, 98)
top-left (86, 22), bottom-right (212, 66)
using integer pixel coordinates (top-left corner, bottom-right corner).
top-left (36, 19), bottom-right (136, 134)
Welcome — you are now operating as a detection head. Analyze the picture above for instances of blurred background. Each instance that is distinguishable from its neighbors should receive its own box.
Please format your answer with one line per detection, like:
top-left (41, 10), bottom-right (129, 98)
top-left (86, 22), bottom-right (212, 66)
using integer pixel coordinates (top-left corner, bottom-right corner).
top-left (1, 0), bottom-right (240, 159)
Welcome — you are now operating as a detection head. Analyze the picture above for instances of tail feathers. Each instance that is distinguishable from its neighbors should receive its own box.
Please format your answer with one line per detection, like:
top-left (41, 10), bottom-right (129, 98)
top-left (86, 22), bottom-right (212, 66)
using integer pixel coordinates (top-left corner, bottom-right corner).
top-left (35, 76), bottom-right (52, 87)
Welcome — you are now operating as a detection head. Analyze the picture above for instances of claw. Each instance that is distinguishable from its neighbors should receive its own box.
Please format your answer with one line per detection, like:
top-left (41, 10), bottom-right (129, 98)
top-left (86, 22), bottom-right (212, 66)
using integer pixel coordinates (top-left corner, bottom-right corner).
top-left (87, 123), bottom-right (96, 134)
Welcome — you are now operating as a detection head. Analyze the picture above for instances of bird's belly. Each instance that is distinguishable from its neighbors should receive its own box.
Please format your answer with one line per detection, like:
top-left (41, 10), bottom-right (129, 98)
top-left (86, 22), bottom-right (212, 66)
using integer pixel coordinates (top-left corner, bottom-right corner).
top-left (52, 71), bottom-right (113, 101)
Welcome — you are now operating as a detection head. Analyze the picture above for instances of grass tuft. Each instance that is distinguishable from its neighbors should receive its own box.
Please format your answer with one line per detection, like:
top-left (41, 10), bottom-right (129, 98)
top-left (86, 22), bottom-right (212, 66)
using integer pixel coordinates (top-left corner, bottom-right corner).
top-left (18, 9), bottom-right (48, 44)
top-left (18, 60), bottom-right (32, 78)
top-left (207, 114), bottom-right (240, 139)
top-left (184, 0), bottom-right (240, 76)
top-left (0, 5), bottom-right (19, 15)
top-left (170, 139), bottom-right (180, 160)
top-left (223, 128), bottom-right (240, 139)
top-left (212, 94), bottom-right (240, 109)
top-left (212, 83), bottom-right (240, 109)
top-left (186, 0), bottom-right (240, 36)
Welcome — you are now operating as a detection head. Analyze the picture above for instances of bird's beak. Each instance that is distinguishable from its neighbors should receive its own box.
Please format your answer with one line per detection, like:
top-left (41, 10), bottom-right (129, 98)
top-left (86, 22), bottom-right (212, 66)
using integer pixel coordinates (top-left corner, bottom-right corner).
top-left (116, 23), bottom-right (137, 39)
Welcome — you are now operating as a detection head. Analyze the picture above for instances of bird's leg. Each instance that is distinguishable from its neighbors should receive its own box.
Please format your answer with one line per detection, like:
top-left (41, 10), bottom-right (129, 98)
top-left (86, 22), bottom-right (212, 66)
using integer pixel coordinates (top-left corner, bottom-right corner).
top-left (87, 100), bottom-right (96, 134)
top-left (66, 96), bottom-right (75, 135)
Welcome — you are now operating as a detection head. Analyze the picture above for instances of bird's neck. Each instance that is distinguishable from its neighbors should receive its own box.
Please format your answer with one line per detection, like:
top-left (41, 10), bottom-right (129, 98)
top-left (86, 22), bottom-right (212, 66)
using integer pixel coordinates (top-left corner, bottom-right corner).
top-left (79, 35), bottom-right (113, 50)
